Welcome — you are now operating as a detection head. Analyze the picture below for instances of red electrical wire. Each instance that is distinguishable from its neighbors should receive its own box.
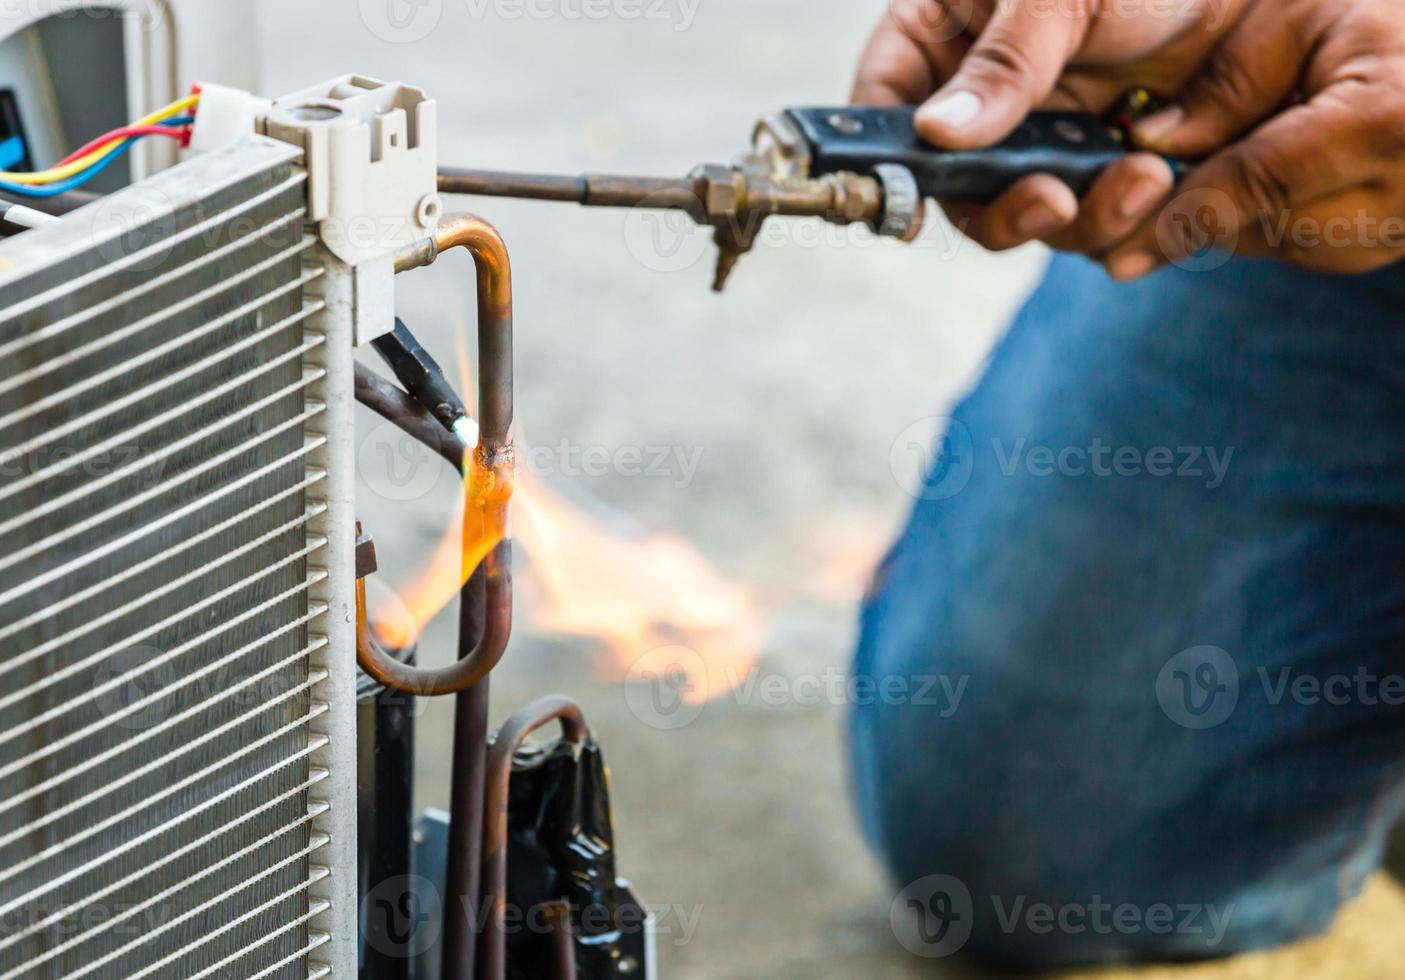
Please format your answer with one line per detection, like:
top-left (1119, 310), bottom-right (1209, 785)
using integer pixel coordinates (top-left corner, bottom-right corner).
top-left (54, 123), bottom-right (192, 168)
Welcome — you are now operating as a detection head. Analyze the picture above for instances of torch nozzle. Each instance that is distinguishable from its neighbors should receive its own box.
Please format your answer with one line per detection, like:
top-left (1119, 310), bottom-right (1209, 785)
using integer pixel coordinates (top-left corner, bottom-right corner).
top-left (437, 165), bottom-right (887, 291)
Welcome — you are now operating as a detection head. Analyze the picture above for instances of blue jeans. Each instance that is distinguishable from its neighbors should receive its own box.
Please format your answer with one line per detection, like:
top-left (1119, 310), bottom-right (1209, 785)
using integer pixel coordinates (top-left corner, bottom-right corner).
top-left (850, 254), bottom-right (1405, 968)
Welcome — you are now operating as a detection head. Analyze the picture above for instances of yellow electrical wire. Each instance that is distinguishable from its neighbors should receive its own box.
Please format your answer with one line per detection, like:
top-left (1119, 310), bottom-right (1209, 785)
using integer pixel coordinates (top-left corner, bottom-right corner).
top-left (0, 93), bottom-right (200, 185)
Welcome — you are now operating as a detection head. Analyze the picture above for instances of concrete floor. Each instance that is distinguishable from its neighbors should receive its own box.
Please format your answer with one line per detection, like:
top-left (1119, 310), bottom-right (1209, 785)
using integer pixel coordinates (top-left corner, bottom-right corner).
top-left (252, 2), bottom-right (1405, 976)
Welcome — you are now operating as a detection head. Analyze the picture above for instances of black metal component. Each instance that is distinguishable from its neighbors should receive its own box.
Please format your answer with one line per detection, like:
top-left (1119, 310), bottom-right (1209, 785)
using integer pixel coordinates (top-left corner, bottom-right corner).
top-left (786, 105), bottom-right (1193, 202)
top-left (0, 88), bottom-right (34, 173)
top-left (372, 318), bottom-right (471, 434)
top-left (499, 732), bottom-right (648, 979)
top-left (357, 645), bottom-right (418, 980)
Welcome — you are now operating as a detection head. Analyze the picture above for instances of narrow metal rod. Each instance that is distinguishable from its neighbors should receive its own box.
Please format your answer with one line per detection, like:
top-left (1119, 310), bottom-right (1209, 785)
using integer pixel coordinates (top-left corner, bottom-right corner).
top-left (437, 169), bottom-right (588, 202)
top-left (479, 697), bottom-right (589, 980)
top-left (443, 567), bottom-right (490, 980)
top-left (438, 167), bottom-right (702, 215)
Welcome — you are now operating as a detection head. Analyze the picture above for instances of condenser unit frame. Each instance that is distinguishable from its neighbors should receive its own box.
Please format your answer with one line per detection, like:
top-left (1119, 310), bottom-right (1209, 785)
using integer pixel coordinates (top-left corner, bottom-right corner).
top-left (0, 133), bottom-right (360, 978)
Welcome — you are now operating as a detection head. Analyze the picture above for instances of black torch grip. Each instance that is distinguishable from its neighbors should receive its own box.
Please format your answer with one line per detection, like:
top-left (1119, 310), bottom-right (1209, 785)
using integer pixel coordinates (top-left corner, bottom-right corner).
top-left (370, 318), bottom-right (468, 433)
top-left (786, 106), bottom-right (1186, 203)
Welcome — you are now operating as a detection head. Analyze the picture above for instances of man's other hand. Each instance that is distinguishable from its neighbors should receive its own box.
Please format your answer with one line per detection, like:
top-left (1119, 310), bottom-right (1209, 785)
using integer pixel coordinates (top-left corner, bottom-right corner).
top-left (1110, 0), bottom-right (1405, 278)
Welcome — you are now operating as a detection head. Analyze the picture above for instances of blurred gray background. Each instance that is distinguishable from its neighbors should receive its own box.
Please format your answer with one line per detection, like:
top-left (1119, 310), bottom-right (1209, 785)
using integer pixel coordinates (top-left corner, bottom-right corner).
top-left (251, 1), bottom-right (1405, 977)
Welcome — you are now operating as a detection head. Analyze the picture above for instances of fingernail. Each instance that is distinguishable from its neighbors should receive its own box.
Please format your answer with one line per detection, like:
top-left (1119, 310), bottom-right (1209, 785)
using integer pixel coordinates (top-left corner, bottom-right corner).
top-left (1118, 178), bottom-right (1163, 221)
top-left (1015, 202), bottom-right (1063, 238)
top-left (1109, 251), bottom-right (1158, 281)
top-left (917, 91), bottom-right (983, 130)
top-left (1133, 106), bottom-right (1184, 145)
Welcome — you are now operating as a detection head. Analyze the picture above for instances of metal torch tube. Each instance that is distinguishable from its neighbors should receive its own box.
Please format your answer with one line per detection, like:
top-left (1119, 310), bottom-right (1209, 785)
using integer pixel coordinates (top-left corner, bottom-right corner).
top-left (437, 169), bottom-right (589, 201)
top-left (439, 168), bottom-right (704, 217)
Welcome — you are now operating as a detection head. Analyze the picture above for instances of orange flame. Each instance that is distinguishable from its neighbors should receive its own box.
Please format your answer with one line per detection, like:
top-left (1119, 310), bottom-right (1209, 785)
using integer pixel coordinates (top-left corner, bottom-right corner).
top-left (511, 468), bottom-right (764, 701)
top-left (368, 339), bottom-right (764, 699)
top-left (370, 451), bottom-right (508, 651)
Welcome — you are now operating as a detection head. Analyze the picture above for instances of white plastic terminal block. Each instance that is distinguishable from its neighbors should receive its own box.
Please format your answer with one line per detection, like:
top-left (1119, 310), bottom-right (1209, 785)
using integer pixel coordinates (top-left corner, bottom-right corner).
top-left (186, 82), bottom-right (273, 156)
top-left (264, 75), bottom-right (442, 267)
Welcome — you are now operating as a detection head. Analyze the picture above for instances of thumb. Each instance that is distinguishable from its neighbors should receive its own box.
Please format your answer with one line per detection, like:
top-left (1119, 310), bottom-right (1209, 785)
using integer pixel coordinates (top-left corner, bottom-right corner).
top-left (1134, 1), bottom-right (1303, 157)
top-left (915, 1), bottom-right (1085, 148)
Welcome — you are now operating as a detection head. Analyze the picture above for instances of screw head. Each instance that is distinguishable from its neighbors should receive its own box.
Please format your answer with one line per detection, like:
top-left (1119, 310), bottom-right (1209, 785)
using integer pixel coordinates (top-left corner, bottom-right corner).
top-left (1053, 119), bottom-right (1087, 143)
top-left (827, 113), bottom-right (864, 136)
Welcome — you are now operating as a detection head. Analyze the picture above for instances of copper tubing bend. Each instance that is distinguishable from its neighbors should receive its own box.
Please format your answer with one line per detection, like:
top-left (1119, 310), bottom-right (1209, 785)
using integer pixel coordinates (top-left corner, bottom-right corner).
top-left (480, 696), bottom-right (589, 980)
top-left (355, 214), bottom-right (516, 697)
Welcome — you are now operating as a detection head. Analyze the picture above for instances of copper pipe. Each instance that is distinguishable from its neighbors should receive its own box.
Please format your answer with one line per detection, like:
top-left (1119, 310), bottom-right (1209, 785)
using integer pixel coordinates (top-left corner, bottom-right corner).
top-left (355, 214), bottom-right (516, 698)
top-left (353, 506), bottom-right (511, 700)
top-left (443, 567), bottom-right (490, 980)
top-left (479, 696), bottom-right (589, 980)
top-left (354, 361), bottom-right (465, 467)
top-left (352, 488), bottom-right (494, 979)
top-left (544, 900), bottom-right (578, 980)
top-left (393, 213), bottom-right (513, 445)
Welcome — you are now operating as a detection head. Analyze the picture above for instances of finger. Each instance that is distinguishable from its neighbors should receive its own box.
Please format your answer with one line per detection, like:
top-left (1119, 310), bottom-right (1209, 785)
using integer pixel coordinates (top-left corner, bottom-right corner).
top-left (1133, 0), bottom-right (1306, 157)
top-left (915, 0), bottom-right (1087, 148)
top-left (853, 16), bottom-right (939, 105)
top-left (949, 173), bottom-right (1079, 251)
top-left (853, 1), bottom-right (972, 106)
top-left (1106, 90), bottom-right (1383, 279)
top-left (1043, 154), bottom-right (1175, 255)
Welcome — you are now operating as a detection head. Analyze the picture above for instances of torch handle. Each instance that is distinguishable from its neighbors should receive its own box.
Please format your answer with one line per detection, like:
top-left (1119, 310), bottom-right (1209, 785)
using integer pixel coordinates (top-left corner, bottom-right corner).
top-left (785, 106), bottom-right (1191, 203)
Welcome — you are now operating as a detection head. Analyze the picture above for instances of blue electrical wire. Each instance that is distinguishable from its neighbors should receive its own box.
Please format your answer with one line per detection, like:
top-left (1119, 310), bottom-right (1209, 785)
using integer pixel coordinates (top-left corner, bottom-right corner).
top-left (0, 116), bottom-right (195, 200)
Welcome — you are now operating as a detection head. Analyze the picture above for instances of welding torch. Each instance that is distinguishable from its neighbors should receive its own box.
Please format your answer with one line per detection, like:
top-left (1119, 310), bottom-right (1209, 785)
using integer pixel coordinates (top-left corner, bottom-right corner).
top-left (438, 93), bottom-right (1191, 291)
top-left (370, 317), bottom-right (480, 449)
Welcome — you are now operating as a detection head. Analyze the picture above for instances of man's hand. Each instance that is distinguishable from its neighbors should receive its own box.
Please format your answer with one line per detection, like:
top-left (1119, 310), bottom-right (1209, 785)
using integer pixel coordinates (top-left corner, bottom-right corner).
top-left (1109, 0), bottom-right (1405, 278)
top-left (853, 0), bottom-right (1245, 254)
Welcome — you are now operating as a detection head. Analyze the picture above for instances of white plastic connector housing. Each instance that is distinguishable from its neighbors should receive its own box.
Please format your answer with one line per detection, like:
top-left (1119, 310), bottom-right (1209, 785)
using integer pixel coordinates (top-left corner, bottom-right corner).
top-left (263, 75), bottom-right (442, 267)
top-left (186, 83), bottom-right (273, 156)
